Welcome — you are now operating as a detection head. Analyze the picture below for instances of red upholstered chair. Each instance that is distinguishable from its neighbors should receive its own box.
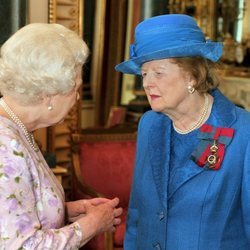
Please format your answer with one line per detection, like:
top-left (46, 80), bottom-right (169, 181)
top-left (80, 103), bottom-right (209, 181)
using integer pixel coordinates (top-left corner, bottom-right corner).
top-left (71, 127), bottom-right (137, 250)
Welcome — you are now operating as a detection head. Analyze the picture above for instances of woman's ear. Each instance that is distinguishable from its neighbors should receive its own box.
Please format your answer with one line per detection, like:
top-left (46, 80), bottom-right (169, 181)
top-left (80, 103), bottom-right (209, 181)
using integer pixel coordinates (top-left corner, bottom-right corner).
top-left (42, 95), bottom-right (54, 111)
top-left (185, 73), bottom-right (196, 87)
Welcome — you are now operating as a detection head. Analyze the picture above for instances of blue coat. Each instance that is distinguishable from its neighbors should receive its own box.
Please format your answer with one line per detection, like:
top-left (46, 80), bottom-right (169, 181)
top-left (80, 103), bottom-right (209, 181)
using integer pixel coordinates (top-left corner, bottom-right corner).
top-left (124, 90), bottom-right (250, 250)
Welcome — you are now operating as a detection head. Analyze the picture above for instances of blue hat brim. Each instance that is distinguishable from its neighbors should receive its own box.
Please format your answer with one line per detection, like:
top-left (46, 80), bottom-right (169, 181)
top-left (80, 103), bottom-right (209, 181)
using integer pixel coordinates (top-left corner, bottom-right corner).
top-left (115, 42), bottom-right (223, 75)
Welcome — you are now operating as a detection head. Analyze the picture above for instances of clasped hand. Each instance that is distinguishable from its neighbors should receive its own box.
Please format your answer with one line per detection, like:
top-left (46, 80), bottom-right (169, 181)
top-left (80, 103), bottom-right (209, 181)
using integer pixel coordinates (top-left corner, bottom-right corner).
top-left (66, 197), bottom-right (123, 234)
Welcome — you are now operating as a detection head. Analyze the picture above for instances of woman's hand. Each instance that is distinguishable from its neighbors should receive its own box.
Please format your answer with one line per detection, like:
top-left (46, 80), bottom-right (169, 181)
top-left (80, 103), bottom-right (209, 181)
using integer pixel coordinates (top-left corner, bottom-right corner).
top-left (66, 198), bottom-right (113, 222)
top-left (76, 197), bottom-right (123, 246)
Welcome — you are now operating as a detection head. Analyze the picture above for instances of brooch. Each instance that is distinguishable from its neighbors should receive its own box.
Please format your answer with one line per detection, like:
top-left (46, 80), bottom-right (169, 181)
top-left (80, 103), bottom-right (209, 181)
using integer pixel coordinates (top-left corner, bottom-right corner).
top-left (190, 124), bottom-right (234, 170)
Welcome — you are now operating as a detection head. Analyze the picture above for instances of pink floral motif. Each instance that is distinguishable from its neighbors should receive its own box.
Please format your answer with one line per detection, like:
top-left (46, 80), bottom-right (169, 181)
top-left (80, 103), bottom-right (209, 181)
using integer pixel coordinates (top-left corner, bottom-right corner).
top-left (0, 117), bottom-right (82, 249)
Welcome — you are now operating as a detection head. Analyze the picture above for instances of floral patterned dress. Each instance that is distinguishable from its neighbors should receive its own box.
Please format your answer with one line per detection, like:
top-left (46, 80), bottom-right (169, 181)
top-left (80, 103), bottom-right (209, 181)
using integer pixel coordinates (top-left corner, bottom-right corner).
top-left (0, 116), bottom-right (82, 250)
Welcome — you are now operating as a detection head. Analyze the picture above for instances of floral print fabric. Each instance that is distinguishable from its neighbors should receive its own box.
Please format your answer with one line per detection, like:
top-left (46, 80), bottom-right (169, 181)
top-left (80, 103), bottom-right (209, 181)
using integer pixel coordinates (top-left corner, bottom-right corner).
top-left (0, 116), bottom-right (82, 250)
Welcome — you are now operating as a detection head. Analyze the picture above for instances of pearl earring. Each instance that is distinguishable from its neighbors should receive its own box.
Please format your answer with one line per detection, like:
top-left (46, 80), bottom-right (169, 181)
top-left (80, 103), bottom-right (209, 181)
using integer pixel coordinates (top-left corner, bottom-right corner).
top-left (48, 105), bottom-right (53, 111)
top-left (188, 85), bottom-right (195, 94)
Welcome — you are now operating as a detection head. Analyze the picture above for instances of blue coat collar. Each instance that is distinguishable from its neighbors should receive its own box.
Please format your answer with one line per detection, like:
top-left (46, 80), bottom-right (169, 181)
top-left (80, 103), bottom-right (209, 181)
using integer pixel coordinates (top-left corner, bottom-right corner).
top-left (147, 89), bottom-right (236, 207)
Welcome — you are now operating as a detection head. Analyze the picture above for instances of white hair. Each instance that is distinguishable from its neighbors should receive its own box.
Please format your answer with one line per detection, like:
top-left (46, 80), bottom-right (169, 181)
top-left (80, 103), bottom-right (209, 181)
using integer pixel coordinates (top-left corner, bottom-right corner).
top-left (0, 23), bottom-right (89, 105)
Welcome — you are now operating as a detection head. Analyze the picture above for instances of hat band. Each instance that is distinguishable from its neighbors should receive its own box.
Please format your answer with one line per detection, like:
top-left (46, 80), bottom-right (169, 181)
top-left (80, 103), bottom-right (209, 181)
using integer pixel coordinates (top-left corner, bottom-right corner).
top-left (131, 28), bottom-right (206, 59)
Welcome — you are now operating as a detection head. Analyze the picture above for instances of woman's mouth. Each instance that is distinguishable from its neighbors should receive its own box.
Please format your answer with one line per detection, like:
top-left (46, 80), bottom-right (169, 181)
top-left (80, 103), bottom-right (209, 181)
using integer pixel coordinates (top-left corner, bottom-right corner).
top-left (150, 94), bottom-right (160, 100)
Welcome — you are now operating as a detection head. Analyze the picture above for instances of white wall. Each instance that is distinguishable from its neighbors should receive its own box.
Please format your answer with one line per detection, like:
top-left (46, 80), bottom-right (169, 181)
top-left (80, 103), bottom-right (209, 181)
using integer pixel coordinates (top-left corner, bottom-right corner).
top-left (29, 0), bottom-right (48, 23)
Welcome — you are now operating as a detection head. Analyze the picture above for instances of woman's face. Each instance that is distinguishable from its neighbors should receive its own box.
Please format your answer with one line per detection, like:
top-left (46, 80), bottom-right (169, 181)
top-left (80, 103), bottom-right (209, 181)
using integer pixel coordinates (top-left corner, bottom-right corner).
top-left (141, 58), bottom-right (191, 115)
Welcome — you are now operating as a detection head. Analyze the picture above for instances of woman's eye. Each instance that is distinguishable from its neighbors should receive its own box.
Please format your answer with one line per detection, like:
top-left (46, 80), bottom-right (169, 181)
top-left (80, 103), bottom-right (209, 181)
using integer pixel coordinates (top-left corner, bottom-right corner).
top-left (155, 71), bottom-right (165, 78)
top-left (141, 73), bottom-right (147, 78)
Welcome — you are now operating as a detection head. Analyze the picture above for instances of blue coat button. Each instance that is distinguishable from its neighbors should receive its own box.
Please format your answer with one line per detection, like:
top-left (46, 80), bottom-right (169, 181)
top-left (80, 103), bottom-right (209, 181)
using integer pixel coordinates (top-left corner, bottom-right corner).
top-left (158, 211), bottom-right (165, 220)
top-left (153, 243), bottom-right (161, 249)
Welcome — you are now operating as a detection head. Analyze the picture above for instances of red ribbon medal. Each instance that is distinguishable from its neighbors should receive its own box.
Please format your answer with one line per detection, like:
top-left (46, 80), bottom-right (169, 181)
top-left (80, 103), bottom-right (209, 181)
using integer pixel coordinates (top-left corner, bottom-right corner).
top-left (191, 124), bottom-right (234, 170)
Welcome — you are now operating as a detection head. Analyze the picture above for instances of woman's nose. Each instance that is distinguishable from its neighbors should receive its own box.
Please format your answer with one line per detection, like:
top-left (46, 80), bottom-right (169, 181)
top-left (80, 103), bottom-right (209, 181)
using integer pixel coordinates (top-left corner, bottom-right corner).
top-left (143, 76), bottom-right (154, 89)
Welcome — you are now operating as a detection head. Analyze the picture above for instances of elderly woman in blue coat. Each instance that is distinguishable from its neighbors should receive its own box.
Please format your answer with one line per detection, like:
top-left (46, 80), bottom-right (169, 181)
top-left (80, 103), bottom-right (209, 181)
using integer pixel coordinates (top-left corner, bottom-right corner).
top-left (115, 14), bottom-right (250, 250)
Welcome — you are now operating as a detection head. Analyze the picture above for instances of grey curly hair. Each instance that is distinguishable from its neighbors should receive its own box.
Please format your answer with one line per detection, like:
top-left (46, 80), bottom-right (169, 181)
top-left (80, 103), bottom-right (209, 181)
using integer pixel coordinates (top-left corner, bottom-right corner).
top-left (0, 23), bottom-right (89, 105)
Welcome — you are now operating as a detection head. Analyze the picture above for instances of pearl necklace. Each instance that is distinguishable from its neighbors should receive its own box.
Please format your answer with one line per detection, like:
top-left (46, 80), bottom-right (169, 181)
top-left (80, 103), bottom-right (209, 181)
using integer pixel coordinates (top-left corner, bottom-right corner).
top-left (0, 98), bottom-right (39, 152)
top-left (173, 94), bottom-right (210, 135)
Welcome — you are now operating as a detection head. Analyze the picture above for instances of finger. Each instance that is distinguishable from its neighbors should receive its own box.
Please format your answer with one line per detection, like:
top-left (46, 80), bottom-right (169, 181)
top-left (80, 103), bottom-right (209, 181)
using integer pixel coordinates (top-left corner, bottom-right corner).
top-left (90, 197), bottom-right (111, 205)
top-left (109, 197), bottom-right (120, 208)
top-left (110, 226), bottom-right (116, 232)
top-left (114, 207), bottom-right (123, 217)
top-left (113, 218), bottom-right (121, 226)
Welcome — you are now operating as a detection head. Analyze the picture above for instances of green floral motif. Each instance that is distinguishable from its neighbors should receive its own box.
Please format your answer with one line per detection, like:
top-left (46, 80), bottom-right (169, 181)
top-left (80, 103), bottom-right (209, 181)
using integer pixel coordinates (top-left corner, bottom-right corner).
top-left (0, 236), bottom-right (10, 241)
top-left (13, 150), bottom-right (24, 157)
top-left (7, 193), bottom-right (17, 199)
top-left (15, 176), bottom-right (21, 183)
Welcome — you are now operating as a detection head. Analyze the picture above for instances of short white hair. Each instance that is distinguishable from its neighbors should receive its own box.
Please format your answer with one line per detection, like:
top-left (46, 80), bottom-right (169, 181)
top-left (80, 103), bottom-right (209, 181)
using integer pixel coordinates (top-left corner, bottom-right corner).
top-left (0, 23), bottom-right (89, 105)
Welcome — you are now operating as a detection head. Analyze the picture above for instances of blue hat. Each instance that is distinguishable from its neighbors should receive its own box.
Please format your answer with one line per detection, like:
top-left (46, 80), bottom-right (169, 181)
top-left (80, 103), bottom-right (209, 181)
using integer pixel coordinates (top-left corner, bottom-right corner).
top-left (115, 14), bottom-right (223, 75)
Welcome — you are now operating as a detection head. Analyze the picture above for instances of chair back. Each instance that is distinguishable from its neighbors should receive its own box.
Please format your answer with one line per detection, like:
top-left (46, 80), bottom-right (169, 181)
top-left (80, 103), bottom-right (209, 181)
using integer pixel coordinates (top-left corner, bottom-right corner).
top-left (72, 128), bottom-right (137, 207)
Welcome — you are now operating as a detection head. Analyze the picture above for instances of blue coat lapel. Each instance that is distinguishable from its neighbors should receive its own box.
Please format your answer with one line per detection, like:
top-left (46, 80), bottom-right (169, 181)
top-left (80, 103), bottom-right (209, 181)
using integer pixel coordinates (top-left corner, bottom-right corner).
top-left (168, 160), bottom-right (205, 200)
top-left (147, 89), bottom-right (237, 205)
top-left (210, 89), bottom-right (236, 128)
top-left (148, 113), bottom-right (170, 209)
